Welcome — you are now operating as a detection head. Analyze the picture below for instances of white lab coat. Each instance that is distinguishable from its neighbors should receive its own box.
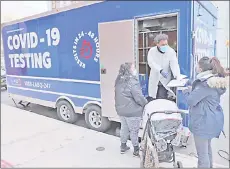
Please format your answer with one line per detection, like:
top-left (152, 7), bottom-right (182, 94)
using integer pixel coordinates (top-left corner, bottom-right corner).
top-left (147, 46), bottom-right (180, 98)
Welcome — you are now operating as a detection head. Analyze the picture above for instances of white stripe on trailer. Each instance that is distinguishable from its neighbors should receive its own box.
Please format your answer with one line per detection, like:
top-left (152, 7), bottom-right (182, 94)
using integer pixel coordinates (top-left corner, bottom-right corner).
top-left (6, 75), bottom-right (101, 84)
top-left (6, 28), bottom-right (24, 33)
top-left (7, 85), bottom-right (101, 102)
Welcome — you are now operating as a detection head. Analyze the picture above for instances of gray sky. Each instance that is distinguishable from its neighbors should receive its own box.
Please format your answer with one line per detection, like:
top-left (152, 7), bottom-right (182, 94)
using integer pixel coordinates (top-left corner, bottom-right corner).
top-left (1, 1), bottom-right (49, 23)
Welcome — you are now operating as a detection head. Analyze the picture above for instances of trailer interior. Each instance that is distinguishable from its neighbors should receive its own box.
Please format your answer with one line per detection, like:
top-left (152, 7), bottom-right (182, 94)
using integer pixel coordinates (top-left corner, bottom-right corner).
top-left (137, 14), bottom-right (177, 76)
top-left (137, 14), bottom-right (178, 100)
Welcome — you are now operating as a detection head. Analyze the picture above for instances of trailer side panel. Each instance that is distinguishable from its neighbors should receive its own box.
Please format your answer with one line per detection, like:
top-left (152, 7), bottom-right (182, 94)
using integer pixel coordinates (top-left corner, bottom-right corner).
top-left (2, 1), bottom-right (192, 118)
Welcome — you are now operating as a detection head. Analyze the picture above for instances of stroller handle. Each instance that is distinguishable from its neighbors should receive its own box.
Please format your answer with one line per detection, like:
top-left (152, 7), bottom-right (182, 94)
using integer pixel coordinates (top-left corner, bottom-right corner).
top-left (147, 110), bottom-right (185, 119)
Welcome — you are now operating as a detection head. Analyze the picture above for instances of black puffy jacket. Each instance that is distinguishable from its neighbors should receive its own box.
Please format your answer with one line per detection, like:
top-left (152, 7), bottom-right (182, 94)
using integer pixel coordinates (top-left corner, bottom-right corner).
top-left (115, 78), bottom-right (148, 117)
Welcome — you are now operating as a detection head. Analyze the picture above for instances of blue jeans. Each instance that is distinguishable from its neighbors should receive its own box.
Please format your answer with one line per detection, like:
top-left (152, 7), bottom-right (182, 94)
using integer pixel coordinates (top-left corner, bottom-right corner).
top-left (194, 135), bottom-right (213, 168)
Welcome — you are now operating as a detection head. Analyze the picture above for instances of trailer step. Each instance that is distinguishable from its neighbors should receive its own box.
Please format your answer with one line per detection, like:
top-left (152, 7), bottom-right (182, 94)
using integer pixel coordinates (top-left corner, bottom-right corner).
top-left (18, 101), bottom-right (31, 109)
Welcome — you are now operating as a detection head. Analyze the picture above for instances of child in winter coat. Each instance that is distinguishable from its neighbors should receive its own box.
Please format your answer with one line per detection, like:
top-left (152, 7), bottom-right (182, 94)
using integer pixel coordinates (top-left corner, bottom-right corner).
top-left (184, 56), bottom-right (228, 168)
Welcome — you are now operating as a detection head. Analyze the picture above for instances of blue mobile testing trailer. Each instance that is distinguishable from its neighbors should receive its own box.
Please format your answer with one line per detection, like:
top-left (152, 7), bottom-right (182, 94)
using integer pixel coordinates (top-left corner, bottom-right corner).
top-left (1, 1), bottom-right (217, 133)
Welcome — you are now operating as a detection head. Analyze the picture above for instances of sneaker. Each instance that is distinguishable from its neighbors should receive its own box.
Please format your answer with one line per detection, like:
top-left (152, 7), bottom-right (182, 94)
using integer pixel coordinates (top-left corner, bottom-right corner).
top-left (120, 143), bottom-right (130, 154)
top-left (133, 146), bottom-right (140, 157)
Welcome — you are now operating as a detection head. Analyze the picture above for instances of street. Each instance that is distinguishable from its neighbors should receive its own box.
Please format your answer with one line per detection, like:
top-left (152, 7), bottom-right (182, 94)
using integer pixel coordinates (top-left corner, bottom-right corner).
top-left (1, 103), bottom-right (140, 168)
top-left (1, 88), bottom-right (229, 167)
top-left (0, 89), bottom-right (120, 136)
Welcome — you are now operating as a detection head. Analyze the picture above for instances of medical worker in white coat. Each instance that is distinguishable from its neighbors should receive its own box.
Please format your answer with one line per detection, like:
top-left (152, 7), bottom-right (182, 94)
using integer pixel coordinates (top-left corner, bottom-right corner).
top-left (147, 33), bottom-right (180, 99)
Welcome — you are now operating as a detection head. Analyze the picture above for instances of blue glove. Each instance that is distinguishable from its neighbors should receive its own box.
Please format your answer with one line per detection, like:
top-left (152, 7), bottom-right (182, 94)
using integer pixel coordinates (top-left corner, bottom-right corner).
top-left (185, 79), bottom-right (193, 87)
top-left (160, 70), bottom-right (168, 78)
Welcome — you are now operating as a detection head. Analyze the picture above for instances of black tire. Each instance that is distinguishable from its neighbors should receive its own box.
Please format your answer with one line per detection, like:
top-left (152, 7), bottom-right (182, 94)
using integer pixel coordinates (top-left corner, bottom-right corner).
top-left (85, 105), bottom-right (111, 132)
top-left (56, 100), bottom-right (79, 123)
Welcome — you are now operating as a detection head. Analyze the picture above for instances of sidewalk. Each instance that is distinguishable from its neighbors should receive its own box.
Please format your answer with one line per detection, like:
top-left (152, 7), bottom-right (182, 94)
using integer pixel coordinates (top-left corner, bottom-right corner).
top-left (1, 104), bottom-right (228, 168)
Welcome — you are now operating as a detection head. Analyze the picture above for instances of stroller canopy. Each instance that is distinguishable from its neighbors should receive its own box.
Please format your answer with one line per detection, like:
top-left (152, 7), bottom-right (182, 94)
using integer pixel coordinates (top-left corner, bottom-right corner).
top-left (144, 99), bottom-right (182, 121)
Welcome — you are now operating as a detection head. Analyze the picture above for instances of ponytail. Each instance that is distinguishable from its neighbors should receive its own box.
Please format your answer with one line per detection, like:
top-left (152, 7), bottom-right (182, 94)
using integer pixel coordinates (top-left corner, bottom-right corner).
top-left (210, 57), bottom-right (226, 77)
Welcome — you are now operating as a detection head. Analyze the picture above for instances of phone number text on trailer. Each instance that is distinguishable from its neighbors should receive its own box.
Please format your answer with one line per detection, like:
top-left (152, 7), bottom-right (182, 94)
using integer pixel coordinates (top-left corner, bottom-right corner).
top-left (24, 81), bottom-right (51, 89)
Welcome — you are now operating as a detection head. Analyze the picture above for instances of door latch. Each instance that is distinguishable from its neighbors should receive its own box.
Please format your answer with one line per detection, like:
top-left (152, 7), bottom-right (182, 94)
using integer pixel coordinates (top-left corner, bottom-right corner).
top-left (101, 68), bottom-right (106, 74)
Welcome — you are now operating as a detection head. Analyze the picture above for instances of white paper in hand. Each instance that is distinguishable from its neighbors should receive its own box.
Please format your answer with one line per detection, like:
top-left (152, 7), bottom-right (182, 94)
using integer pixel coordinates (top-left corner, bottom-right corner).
top-left (167, 78), bottom-right (189, 87)
top-left (177, 74), bottom-right (187, 80)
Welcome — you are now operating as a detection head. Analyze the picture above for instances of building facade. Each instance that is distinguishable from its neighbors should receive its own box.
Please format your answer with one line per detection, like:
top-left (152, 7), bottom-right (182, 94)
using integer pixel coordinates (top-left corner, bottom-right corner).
top-left (215, 1), bottom-right (229, 68)
top-left (50, 1), bottom-right (81, 10)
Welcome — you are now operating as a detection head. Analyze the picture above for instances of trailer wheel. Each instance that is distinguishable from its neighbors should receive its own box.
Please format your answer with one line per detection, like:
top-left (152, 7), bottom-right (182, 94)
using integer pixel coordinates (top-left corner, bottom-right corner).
top-left (56, 100), bottom-right (78, 123)
top-left (85, 105), bottom-right (111, 132)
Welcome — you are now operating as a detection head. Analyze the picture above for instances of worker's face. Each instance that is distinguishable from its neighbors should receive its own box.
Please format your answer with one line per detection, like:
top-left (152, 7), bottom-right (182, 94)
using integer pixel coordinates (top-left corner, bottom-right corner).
top-left (157, 40), bottom-right (168, 53)
top-left (158, 40), bottom-right (168, 47)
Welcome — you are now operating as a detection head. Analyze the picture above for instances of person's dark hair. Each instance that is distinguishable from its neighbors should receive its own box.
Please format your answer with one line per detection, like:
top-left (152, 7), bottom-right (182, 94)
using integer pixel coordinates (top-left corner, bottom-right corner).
top-left (115, 62), bottom-right (133, 86)
top-left (198, 56), bottom-right (226, 77)
top-left (154, 33), bottom-right (168, 44)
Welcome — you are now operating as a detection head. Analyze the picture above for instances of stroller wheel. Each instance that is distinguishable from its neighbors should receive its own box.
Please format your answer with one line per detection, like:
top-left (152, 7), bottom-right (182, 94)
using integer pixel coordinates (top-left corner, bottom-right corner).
top-left (174, 161), bottom-right (183, 168)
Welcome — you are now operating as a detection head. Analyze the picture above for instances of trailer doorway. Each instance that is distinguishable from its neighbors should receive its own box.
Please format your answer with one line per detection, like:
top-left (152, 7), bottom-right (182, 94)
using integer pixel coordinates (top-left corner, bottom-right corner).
top-left (136, 13), bottom-right (178, 97)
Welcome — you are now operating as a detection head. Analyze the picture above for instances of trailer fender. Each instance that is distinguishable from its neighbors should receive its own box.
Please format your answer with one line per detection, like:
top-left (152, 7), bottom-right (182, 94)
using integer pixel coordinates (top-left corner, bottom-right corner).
top-left (55, 96), bottom-right (82, 114)
top-left (82, 101), bottom-right (102, 112)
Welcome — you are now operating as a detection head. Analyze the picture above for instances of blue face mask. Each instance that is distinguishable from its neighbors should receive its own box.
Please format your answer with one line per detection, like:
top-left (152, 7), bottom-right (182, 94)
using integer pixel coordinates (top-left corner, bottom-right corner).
top-left (159, 45), bottom-right (168, 53)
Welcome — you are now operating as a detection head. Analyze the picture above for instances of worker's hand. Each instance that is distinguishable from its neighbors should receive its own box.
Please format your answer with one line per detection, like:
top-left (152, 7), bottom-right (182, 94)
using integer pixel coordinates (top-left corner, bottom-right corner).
top-left (182, 86), bottom-right (192, 94)
top-left (187, 86), bottom-right (192, 91)
top-left (160, 70), bottom-right (168, 78)
top-left (185, 79), bottom-right (193, 86)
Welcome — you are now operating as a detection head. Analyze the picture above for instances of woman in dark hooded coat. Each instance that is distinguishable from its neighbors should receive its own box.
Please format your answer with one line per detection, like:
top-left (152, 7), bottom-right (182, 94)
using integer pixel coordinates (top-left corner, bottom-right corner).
top-left (115, 62), bottom-right (148, 157)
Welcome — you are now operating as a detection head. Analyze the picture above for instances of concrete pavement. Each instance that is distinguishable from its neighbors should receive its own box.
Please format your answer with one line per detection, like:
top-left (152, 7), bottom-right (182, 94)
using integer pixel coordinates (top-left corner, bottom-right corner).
top-left (1, 103), bottom-right (229, 168)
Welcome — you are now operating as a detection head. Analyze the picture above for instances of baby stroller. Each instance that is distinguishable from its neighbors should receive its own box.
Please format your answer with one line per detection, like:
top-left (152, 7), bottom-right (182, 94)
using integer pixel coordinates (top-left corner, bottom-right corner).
top-left (140, 99), bottom-right (184, 168)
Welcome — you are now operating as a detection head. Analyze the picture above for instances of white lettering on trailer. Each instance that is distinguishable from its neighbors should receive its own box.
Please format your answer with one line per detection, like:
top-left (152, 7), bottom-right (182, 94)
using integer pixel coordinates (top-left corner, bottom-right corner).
top-left (6, 28), bottom-right (60, 69)
top-left (46, 28), bottom-right (60, 46)
top-left (7, 32), bottom-right (38, 50)
top-left (194, 26), bottom-right (214, 61)
top-left (73, 31), bottom-right (99, 69)
top-left (93, 36), bottom-right (100, 62)
top-left (195, 27), bottom-right (213, 46)
top-left (8, 52), bottom-right (51, 69)
top-left (193, 17), bottom-right (215, 79)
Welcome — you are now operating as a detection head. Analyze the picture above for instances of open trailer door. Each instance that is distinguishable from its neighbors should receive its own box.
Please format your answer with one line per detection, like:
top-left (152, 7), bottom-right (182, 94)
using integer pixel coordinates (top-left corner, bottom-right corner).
top-left (98, 19), bottom-right (135, 121)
